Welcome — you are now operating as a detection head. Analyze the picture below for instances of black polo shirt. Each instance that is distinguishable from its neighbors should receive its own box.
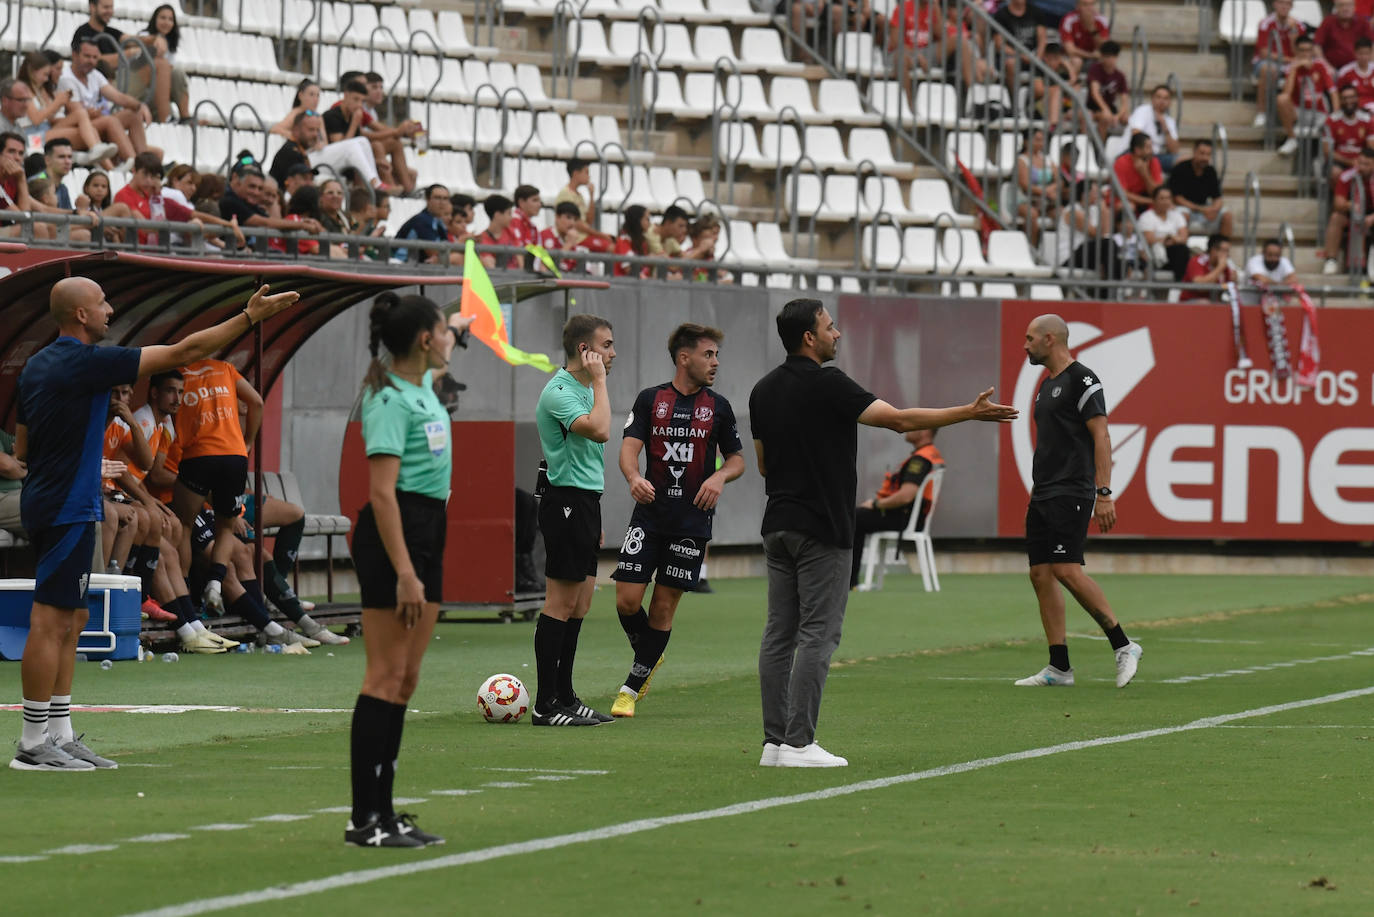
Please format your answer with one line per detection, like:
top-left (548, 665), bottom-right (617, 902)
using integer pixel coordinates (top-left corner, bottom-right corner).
top-left (749, 355), bottom-right (877, 548)
top-left (73, 22), bottom-right (123, 53)
top-left (218, 188), bottom-right (265, 225)
top-left (1167, 160), bottom-right (1222, 207)
top-left (322, 106), bottom-right (351, 140)
top-left (268, 140), bottom-right (308, 187)
top-left (1031, 360), bottom-right (1107, 501)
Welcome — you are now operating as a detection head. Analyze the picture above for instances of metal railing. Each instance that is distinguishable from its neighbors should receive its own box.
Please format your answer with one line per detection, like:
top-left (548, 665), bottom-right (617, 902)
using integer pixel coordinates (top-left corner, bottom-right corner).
top-left (476, 0), bottom-right (504, 47)
top-left (551, 1), bottom-right (579, 101)
top-left (1129, 24), bottom-right (1149, 112)
top-left (625, 5), bottom-right (664, 152)
top-left (1242, 170), bottom-right (1261, 262)
top-left (708, 57), bottom-right (745, 207)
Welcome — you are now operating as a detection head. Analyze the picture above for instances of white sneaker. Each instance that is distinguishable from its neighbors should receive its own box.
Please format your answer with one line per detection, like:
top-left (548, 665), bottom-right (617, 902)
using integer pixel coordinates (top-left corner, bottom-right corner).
top-left (1278, 136), bottom-right (1298, 156)
top-left (759, 742), bottom-right (782, 767)
top-left (1115, 641), bottom-right (1143, 687)
top-left (775, 742), bottom-right (848, 768)
top-left (180, 631), bottom-right (228, 655)
top-left (1014, 665), bottom-right (1075, 686)
top-left (1251, 112), bottom-right (1266, 128)
top-left (1323, 258), bottom-right (1341, 275)
top-left (202, 580), bottom-right (224, 616)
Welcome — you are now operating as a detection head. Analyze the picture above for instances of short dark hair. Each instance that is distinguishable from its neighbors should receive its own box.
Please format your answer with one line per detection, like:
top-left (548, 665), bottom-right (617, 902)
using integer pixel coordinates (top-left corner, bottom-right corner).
top-left (668, 323), bottom-right (724, 363)
top-left (554, 200), bottom-right (581, 219)
top-left (1100, 40), bottom-right (1121, 56)
top-left (0, 131), bottom-right (25, 154)
top-left (561, 313), bottom-right (612, 358)
top-left (453, 193), bottom-right (475, 213)
top-left (1193, 137), bottom-right (1214, 150)
top-left (44, 137), bottom-right (73, 155)
top-left (348, 186), bottom-right (373, 212)
top-left (775, 298), bottom-right (825, 355)
top-left (342, 78), bottom-right (367, 95)
top-left (1296, 34), bottom-right (1314, 47)
top-left (149, 369), bottom-right (183, 389)
top-left (339, 70), bottom-right (364, 86)
top-left (1341, 82), bottom-right (1360, 95)
top-left (1129, 131), bottom-right (1152, 153)
top-left (73, 36), bottom-right (102, 53)
top-left (1207, 233), bottom-right (1229, 253)
top-left (514, 184), bottom-right (539, 204)
top-left (364, 71), bottom-right (384, 84)
top-left (1043, 41), bottom-right (1063, 55)
top-left (1152, 83), bottom-right (1172, 96)
top-left (1152, 184), bottom-right (1171, 200)
top-left (424, 183), bottom-right (451, 202)
top-left (1359, 37), bottom-right (1374, 50)
top-left (662, 204), bottom-right (689, 223)
top-left (133, 151), bottom-right (163, 176)
top-left (484, 193), bottom-right (513, 218)
top-left (1360, 145), bottom-right (1374, 159)
top-left (567, 157), bottom-right (590, 174)
top-left (1262, 238), bottom-right (1282, 250)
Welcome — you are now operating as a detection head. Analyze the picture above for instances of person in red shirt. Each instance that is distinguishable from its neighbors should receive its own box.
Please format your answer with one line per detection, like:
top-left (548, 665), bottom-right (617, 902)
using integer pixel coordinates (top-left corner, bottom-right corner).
top-left (1254, 0), bottom-right (1308, 128)
top-left (1314, 0), bottom-right (1374, 70)
top-left (477, 193), bottom-right (521, 270)
top-left (1179, 235), bottom-right (1237, 301)
top-left (1113, 132), bottom-right (1163, 214)
top-left (1278, 34), bottom-right (1339, 155)
top-left (1325, 84), bottom-right (1373, 186)
top-left (1338, 37), bottom-right (1374, 109)
top-left (614, 204), bottom-right (653, 278)
top-left (536, 201), bottom-right (592, 274)
top-left (1320, 145), bottom-right (1374, 272)
top-left (887, 0), bottom-right (982, 89)
top-left (114, 152), bottom-right (245, 248)
top-left (511, 184), bottom-right (541, 247)
top-left (1058, 0), bottom-right (1110, 80)
top-left (1087, 40), bottom-right (1130, 135)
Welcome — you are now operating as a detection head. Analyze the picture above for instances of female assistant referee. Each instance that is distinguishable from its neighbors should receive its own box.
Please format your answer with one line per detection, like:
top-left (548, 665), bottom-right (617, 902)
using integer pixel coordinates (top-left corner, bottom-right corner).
top-left (345, 292), bottom-right (472, 848)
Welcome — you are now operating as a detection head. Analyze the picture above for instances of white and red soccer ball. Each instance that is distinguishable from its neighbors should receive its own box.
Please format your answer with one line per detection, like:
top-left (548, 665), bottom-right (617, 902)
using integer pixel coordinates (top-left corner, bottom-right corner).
top-left (477, 673), bottom-right (529, 723)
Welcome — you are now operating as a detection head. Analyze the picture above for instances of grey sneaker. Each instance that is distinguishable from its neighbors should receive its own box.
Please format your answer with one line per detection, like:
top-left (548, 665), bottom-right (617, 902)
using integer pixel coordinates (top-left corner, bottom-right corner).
top-left (262, 629), bottom-right (312, 655)
top-left (299, 615), bottom-right (350, 645)
top-left (10, 736), bottom-right (96, 771)
top-left (61, 734), bottom-right (118, 769)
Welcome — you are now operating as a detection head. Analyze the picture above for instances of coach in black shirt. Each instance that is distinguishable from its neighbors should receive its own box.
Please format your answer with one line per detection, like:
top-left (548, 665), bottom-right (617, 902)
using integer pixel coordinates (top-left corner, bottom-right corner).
top-left (1014, 313), bottom-right (1142, 690)
top-left (749, 299), bottom-right (1015, 768)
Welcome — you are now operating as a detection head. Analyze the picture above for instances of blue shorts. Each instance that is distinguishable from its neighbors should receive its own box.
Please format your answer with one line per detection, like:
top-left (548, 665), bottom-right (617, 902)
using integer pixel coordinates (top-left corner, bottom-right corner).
top-left (31, 522), bottom-right (97, 609)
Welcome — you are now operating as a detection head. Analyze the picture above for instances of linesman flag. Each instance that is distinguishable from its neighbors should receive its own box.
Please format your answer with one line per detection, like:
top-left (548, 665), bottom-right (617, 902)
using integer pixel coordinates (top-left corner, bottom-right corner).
top-left (459, 240), bottom-right (557, 373)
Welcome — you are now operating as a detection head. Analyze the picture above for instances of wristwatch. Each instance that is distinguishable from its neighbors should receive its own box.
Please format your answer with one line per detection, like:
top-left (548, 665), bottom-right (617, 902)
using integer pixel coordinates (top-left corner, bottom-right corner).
top-left (1096, 486), bottom-right (1113, 497)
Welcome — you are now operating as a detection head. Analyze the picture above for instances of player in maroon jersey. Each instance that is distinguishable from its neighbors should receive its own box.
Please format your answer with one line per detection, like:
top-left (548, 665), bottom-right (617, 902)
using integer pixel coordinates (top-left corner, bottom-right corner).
top-left (609, 323), bottom-right (745, 718)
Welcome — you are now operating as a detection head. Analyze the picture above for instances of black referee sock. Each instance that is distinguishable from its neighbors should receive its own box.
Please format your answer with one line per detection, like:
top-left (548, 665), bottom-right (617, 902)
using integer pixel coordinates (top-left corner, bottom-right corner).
top-left (1049, 644), bottom-right (1071, 672)
top-left (624, 626), bottom-right (671, 694)
top-left (617, 606), bottom-right (650, 647)
top-left (273, 517), bottom-right (305, 575)
top-left (1102, 624), bottom-right (1130, 651)
top-left (555, 617), bottom-right (584, 704)
top-left (243, 579), bottom-right (271, 619)
top-left (227, 592), bottom-right (271, 629)
top-left (264, 560), bottom-right (305, 622)
top-left (168, 594), bottom-right (198, 626)
top-left (141, 544), bottom-right (161, 597)
top-left (208, 562), bottom-right (228, 585)
top-left (350, 694), bottom-right (392, 826)
top-left (377, 702), bottom-right (407, 820)
top-left (533, 614), bottom-right (567, 712)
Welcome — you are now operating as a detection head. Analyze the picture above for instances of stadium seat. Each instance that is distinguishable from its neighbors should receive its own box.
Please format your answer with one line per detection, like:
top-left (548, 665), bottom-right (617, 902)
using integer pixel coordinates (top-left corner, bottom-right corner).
top-left (740, 28), bottom-right (804, 74)
top-left (692, 25), bottom-right (742, 70)
top-left (756, 221), bottom-right (820, 269)
top-left (819, 174), bottom-right (870, 221)
top-left (867, 80), bottom-right (914, 124)
top-left (860, 224), bottom-right (904, 270)
top-left (1290, 0), bottom-right (1323, 26)
top-left (834, 31), bottom-right (885, 77)
top-left (804, 126), bottom-right (850, 170)
top-left (705, 0), bottom-right (770, 25)
top-left (856, 468), bottom-right (944, 592)
top-left (945, 132), bottom-right (1012, 179)
top-left (753, 123), bottom-right (803, 170)
top-left (609, 20), bottom-right (665, 64)
top-left (654, 0), bottom-right (715, 22)
top-left (939, 281), bottom-right (982, 297)
top-left (647, 71), bottom-right (709, 119)
top-left (716, 120), bottom-right (765, 169)
top-left (571, 19), bottom-right (620, 66)
top-left (1216, 0), bottom-right (1265, 43)
top-left (818, 79), bottom-right (882, 126)
top-left (907, 178), bottom-right (974, 227)
top-left (987, 230), bottom-right (1054, 278)
top-left (1029, 283), bottom-right (1065, 300)
top-left (435, 10), bottom-right (498, 58)
top-left (622, 165), bottom-right (656, 209)
top-left (783, 172), bottom-right (823, 218)
top-left (900, 227), bottom-right (940, 273)
top-left (1049, 134), bottom-right (1106, 180)
top-left (768, 77), bottom-right (825, 123)
top-left (914, 83), bottom-right (961, 129)
top-left (722, 220), bottom-right (765, 264)
top-left (941, 228), bottom-right (1000, 276)
top-left (980, 282), bottom-right (1020, 298)
top-left (536, 111), bottom-right (575, 157)
top-left (863, 175), bottom-right (917, 223)
top-left (647, 166), bottom-right (679, 209)
top-left (658, 24), bottom-right (703, 68)
top-left (848, 128), bottom-right (914, 177)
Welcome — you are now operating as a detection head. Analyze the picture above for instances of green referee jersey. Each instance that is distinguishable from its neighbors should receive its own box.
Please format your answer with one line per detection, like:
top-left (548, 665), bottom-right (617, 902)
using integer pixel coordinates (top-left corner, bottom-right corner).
top-left (536, 367), bottom-right (605, 492)
top-left (361, 370), bottom-right (452, 501)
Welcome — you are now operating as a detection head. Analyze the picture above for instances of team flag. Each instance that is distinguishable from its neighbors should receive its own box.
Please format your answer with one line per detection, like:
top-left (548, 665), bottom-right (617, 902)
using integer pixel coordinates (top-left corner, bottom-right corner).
top-left (459, 240), bottom-right (557, 372)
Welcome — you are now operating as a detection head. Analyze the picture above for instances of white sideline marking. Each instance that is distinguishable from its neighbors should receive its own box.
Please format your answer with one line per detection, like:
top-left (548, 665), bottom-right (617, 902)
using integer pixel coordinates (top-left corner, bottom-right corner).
top-left (125, 834), bottom-right (191, 843)
top-left (0, 856), bottom-right (47, 863)
top-left (392, 797), bottom-right (427, 805)
top-left (313, 807), bottom-right (353, 814)
top-left (46, 844), bottom-right (120, 855)
top-left (118, 686), bottom-right (1374, 917)
top-left (190, 824), bottom-right (251, 832)
top-left (478, 767), bottom-right (609, 775)
top-left (480, 782), bottom-right (530, 788)
top-left (252, 815), bottom-right (312, 823)
top-left (430, 790), bottom-right (482, 796)
top-left (529, 775), bottom-right (577, 782)
top-left (1161, 647), bottom-right (1374, 683)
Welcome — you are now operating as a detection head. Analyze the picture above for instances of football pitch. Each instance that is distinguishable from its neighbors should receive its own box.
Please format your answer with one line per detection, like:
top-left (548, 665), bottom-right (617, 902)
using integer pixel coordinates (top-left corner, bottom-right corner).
top-left (2, 572), bottom-right (1372, 916)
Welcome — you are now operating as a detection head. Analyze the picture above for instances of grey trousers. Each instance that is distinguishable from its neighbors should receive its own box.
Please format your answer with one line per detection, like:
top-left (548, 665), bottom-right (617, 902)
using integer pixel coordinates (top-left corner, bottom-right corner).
top-left (758, 530), bottom-right (851, 748)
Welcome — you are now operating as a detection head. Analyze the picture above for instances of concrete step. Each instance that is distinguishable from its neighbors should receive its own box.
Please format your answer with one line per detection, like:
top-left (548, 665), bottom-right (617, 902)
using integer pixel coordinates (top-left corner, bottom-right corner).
top-left (1180, 99), bottom-right (1260, 129)
top-left (1112, 3), bottom-right (1207, 43)
top-left (1142, 51), bottom-right (1228, 84)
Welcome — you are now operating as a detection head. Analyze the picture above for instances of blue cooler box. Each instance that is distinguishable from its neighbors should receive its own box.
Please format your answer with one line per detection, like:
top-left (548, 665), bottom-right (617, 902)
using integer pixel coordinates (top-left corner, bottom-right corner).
top-left (0, 575), bottom-right (142, 661)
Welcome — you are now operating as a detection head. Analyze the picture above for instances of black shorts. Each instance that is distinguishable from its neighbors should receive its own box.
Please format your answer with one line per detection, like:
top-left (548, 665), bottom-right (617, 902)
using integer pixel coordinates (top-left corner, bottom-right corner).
top-left (611, 524), bottom-right (708, 591)
top-left (352, 491), bottom-right (447, 608)
top-left (538, 486), bottom-right (600, 582)
top-left (32, 522), bottom-right (97, 609)
top-left (1025, 495), bottom-right (1094, 566)
top-left (178, 454), bottom-right (248, 517)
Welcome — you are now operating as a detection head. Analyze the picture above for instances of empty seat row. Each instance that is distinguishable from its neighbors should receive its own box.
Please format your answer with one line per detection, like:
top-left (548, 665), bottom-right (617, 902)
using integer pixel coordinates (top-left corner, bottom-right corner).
top-left (222, 1), bottom-right (496, 59)
top-left (860, 227), bottom-right (1054, 277)
top-left (426, 108), bottom-right (642, 162)
top-left (571, 21), bottom-right (799, 74)
top-left (508, 0), bottom-right (771, 26)
top-left (318, 56), bottom-right (570, 112)
top-left (787, 174), bottom-right (980, 227)
top-left (648, 72), bottom-right (882, 126)
top-left (717, 122), bottom-right (913, 175)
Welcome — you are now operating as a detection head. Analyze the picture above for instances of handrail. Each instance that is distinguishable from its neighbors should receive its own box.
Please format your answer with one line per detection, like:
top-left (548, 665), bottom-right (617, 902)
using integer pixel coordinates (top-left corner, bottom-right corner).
top-left (366, 25), bottom-right (406, 123)
top-left (496, 86), bottom-right (537, 188)
top-left (37, 0), bottom-right (58, 59)
top-left (599, 140), bottom-right (634, 221)
top-left (1212, 122), bottom-right (1229, 186)
top-left (1224, 0), bottom-right (1247, 98)
top-left (1260, 27), bottom-right (1283, 150)
top-left (470, 82), bottom-right (503, 187)
top-left (228, 101), bottom-right (271, 166)
top-left (1348, 170), bottom-right (1367, 281)
top-left (708, 57), bottom-right (744, 205)
top-left (1166, 72), bottom-right (1183, 128)
top-left (783, 155), bottom-right (820, 265)
top-left (407, 28), bottom-right (445, 137)
top-left (476, 0), bottom-right (504, 46)
top-left (1316, 122), bottom-right (1332, 248)
top-left (190, 98), bottom-right (233, 175)
top-left (332, 0), bottom-right (355, 90)
top-left (1105, 0), bottom-right (1117, 32)
top-left (567, 137), bottom-right (609, 230)
top-left (852, 159), bottom-right (883, 270)
top-left (1279, 220), bottom-right (1296, 267)
top-left (1129, 25), bottom-right (1149, 112)
top-left (627, 52), bottom-right (657, 153)
top-left (551, 1), bottom-right (579, 102)
top-left (1295, 74), bottom-right (1320, 198)
top-left (1242, 170), bottom-right (1261, 263)
top-left (934, 211), bottom-right (963, 275)
top-left (287, 0), bottom-right (319, 75)
top-left (770, 104), bottom-right (808, 223)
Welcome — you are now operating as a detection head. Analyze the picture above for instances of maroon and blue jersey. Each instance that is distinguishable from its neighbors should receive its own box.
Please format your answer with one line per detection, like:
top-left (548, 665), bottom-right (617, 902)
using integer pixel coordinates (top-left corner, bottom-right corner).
top-left (623, 382), bottom-right (742, 538)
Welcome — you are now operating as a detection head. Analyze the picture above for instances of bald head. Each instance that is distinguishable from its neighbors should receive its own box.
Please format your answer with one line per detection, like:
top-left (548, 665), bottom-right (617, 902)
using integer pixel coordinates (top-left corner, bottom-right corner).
top-left (1029, 313), bottom-right (1069, 346)
top-left (50, 276), bottom-right (112, 342)
top-left (1024, 313), bottom-right (1072, 370)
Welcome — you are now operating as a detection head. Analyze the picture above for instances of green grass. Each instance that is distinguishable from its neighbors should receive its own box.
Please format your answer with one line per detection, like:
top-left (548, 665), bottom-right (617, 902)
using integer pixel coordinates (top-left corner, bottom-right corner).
top-left (3, 573), bottom-right (1372, 917)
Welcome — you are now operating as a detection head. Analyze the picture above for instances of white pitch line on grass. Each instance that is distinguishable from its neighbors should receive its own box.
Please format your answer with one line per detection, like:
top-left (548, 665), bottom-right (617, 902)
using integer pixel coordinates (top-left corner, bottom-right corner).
top-left (118, 685), bottom-right (1374, 917)
top-left (1162, 646), bottom-right (1374, 683)
top-left (476, 767), bottom-right (609, 775)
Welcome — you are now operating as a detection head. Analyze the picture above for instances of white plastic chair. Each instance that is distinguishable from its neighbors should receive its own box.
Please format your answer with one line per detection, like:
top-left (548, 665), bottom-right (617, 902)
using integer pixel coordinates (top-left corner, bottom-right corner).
top-left (741, 27), bottom-right (804, 74)
top-left (908, 178), bottom-right (976, 227)
top-left (857, 467), bottom-right (945, 592)
top-left (987, 230), bottom-right (1054, 278)
top-left (818, 79), bottom-right (882, 126)
top-left (1216, 0), bottom-right (1265, 43)
top-left (768, 77), bottom-right (824, 123)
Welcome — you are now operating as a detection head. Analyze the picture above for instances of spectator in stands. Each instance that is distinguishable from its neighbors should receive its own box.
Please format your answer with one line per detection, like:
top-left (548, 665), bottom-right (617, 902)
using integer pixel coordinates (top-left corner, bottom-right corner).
top-left (1278, 34), bottom-right (1338, 155)
top-left (142, 4), bottom-right (190, 122)
top-left (1167, 138), bottom-right (1233, 239)
top-left (447, 192), bottom-right (475, 246)
top-left (0, 427), bottom-right (23, 538)
top-left (320, 79), bottom-right (394, 193)
top-left (685, 212), bottom-right (733, 283)
top-left (887, 0), bottom-right (984, 90)
top-left (1057, 136), bottom-right (1080, 184)
top-left (162, 162), bottom-right (195, 205)
top-left (1338, 37), bottom-right (1374, 110)
top-left (260, 176), bottom-right (284, 220)
top-left (27, 178), bottom-right (56, 209)
top-left (850, 428), bottom-right (943, 589)
top-left (1015, 127), bottom-right (1056, 247)
top-left (1054, 179), bottom-right (1119, 281)
top-left (537, 200), bottom-right (593, 274)
top-left (360, 72), bottom-right (420, 194)
top-left (1254, 0), bottom-right (1307, 128)
top-left (220, 161), bottom-right (320, 242)
top-left (318, 178), bottom-right (350, 236)
top-left (270, 112), bottom-right (321, 189)
top-left (1035, 42), bottom-right (1073, 132)
top-left (556, 157), bottom-right (599, 237)
top-left (782, 1), bottom-right (870, 62)
top-left (477, 194), bottom-right (519, 269)
top-left (1246, 238), bottom-right (1298, 292)
top-left (1087, 40), bottom-right (1130, 135)
top-left (648, 204), bottom-right (690, 258)
top-left (192, 171), bottom-right (224, 213)
top-left (1320, 144), bottom-right (1374, 272)
top-left (59, 37), bottom-right (161, 167)
top-left (511, 184), bottom-right (541, 247)
top-left (1324, 84), bottom-right (1372, 187)
top-left (1180, 234), bottom-right (1236, 300)
top-left (271, 79), bottom-right (320, 138)
top-left (1127, 84), bottom-right (1180, 171)
top-left (1315, 0), bottom-right (1374, 71)
top-left (394, 183), bottom-right (459, 266)
top-left (1136, 186), bottom-right (1192, 280)
top-left (73, 0), bottom-right (178, 126)
top-left (0, 132), bottom-right (58, 239)
top-left (993, 0), bottom-right (1048, 88)
top-left (278, 183), bottom-right (325, 256)
top-left (1113, 131), bottom-right (1163, 214)
top-left (114, 152), bottom-right (243, 248)
top-left (280, 163), bottom-right (314, 201)
top-left (16, 54), bottom-right (118, 166)
top-left (42, 139), bottom-right (76, 209)
top-left (1058, 0), bottom-right (1110, 80)
top-left (615, 204), bottom-right (652, 278)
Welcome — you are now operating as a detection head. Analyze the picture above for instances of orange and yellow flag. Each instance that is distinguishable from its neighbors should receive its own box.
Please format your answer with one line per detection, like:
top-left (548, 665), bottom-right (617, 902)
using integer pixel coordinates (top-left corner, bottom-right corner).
top-left (459, 240), bottom-right (557, 373)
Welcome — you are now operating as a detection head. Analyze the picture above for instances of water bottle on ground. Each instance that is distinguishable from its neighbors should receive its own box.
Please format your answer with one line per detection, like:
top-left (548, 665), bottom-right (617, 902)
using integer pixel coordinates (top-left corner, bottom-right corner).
top-left (162, 653), bottom-right (179, 663)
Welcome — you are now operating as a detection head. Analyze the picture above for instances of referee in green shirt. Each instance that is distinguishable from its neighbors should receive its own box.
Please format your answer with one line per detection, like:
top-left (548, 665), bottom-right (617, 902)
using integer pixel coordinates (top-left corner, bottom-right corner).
top-left (531, 314), bottom-right (617, 726)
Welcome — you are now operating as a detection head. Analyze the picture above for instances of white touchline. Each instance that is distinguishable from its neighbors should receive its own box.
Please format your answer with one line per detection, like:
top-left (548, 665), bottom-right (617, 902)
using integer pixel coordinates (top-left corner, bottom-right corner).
top-left (1161, 647), bottom-right (1374, 684)
top-left (120, 686), bottom-right (1374, 917)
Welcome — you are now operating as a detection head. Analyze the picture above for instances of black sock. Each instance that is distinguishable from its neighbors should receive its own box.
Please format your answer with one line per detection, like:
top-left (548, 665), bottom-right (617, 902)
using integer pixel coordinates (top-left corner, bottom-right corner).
top-left (168, 594), bottom-right (197, 626)
top-left (377, 702), bottom-right (407, 819)
top-left (533, 614), bottom-right (567, 711)
top-left (1049, 644), bottom-right (1071, 672)
top-left (137, 544), bottom-right (160, 600)
top-left (624, 626), bottom-right (671, 694)
top-left (227, 592), bottom-right (271, 629)
top-left (617, 606), bottom-right (650, 647)
top-left (243, 579), bottom-right (269, 617)
top-left (350, 694), bottom-right (392, 826)
top-left (264, 560), bottom-right (305, 621)
top-left (273, 517), bottom-right (305, 574)
top-left (556, 617), bottom-right (584, 704)
top-left (1102, 624), bottom-right (1129, 651)
top-left (208, 562), bottom-right (228, 585)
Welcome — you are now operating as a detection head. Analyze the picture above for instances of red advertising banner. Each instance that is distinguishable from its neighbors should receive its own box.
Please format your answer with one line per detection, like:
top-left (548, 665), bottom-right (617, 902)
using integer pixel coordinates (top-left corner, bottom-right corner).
top-left (997, 299), bottom-right (1374, 540)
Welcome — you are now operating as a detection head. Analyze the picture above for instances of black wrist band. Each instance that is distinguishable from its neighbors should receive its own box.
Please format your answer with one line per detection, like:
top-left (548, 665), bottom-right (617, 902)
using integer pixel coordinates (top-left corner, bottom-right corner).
top-left (242, 308), bottom-right (253, 327)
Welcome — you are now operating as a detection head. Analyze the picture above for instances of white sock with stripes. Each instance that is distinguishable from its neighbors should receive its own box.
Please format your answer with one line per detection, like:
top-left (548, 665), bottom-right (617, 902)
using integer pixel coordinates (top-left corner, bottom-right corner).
top-left (21, 698), bottom-right (49, 748)
top-left (47, 694), bottom-right (74, 744)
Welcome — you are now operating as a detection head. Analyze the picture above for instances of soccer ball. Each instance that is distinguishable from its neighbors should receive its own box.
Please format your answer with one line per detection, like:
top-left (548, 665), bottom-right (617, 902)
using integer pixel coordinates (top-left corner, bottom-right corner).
top-left (477, 673), bottom-right (529, 723)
